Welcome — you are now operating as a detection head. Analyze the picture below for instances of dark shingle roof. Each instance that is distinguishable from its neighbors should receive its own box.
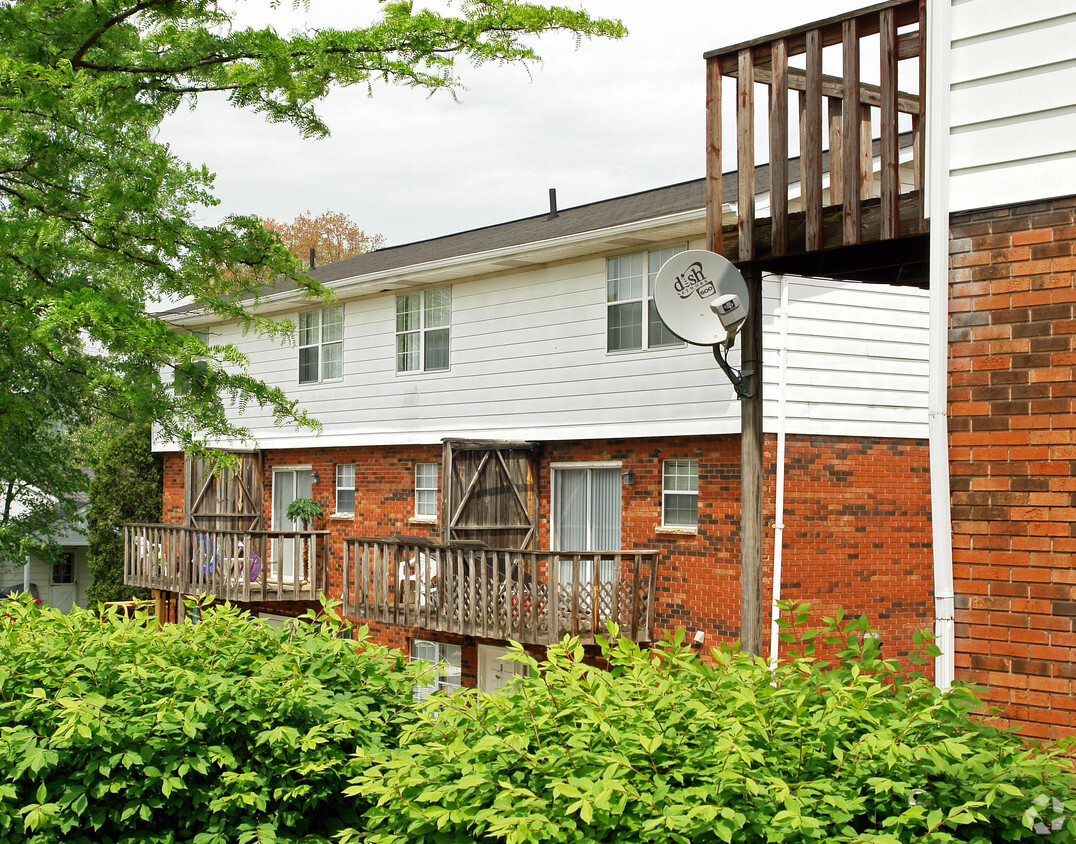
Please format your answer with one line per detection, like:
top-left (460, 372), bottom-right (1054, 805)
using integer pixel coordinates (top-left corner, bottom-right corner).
top-left (306, 177), bottom-right (710, 285)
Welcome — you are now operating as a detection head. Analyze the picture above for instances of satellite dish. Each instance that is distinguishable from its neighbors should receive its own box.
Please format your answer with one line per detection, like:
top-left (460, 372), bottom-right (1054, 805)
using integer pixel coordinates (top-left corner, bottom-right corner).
top-left (653, 249), bottom-right (749, 346)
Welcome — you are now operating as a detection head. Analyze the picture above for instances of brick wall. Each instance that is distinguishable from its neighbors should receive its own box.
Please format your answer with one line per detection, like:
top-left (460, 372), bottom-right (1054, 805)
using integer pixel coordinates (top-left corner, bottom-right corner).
top-left (160, 434), bottom-right (933, 676)
top-left (949, 195), bottom-right (1076, 740)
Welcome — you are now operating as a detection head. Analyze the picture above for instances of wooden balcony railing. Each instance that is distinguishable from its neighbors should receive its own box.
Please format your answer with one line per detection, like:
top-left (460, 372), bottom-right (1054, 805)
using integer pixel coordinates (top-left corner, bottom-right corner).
top-left (342, 537), bottom-right (660, 645)
top-left (124, 524), bottom-right (328, 603)
top-left (705, 0), bottom-right (926, 262)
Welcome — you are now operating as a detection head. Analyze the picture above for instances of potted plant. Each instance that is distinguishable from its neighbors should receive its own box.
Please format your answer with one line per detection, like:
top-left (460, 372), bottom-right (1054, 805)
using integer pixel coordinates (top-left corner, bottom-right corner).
top-left (285, 498), bottom-right (324, 581)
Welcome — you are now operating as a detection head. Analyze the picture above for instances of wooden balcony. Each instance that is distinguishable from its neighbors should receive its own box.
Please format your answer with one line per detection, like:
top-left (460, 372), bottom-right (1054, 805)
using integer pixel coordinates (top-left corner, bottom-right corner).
top-left (705, 0), bottom-right (927, 273)
top-left (124, 524), bottom-right (328, 603)
top-left (342, 537), bottom-right (660, 645)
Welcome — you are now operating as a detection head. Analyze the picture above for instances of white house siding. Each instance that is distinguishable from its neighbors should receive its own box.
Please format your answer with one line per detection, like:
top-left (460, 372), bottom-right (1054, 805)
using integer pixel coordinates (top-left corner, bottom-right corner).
top-left (197, 253), bottom-right (928, 452)
top-left (946, 0), bottom-right (1076, 212)
top-left (5, 547), bottom-right (90, 612)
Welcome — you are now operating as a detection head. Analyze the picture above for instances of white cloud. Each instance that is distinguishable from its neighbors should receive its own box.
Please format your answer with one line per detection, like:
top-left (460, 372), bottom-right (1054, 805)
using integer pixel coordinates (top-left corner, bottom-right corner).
top-left (160, 0), bottom-right (866, 245)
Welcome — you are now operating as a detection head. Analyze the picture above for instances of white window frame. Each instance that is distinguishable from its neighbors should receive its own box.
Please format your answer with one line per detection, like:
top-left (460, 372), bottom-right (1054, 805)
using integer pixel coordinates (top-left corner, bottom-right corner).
top-left (298, 305), bottom-right (344, 384)
top-left (395, 287), bottom-right (451, 373)
top-left (335, 464), bottom-right (355, 516)
top-left (549, 461), bottom-right (622, 552)
top-left (415, 462), bottom-right (438, 520)
top-left (606, 245), bottom-right (686, 353)
top-left (410, 639), bottom-right (462, 700)
top-left (52, 552), bottom-right (74, 585)
top-left (662, 459), bottom-right (699, 529)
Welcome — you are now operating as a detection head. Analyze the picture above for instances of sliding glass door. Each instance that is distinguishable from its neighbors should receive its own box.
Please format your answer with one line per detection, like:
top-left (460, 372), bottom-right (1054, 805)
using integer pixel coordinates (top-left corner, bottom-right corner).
top-left (272, 468), bottom-right (312, 580)
top-left (552, 466), bottom-right (620, 583)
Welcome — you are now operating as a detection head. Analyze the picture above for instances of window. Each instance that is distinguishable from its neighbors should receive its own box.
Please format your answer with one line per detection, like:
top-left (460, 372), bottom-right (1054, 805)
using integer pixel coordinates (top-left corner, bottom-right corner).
top-left (607, 246), bottom-right (685, 351)
top-left (52, 553), bottom-right (74, 585)
top-left (415, 463), bottom-right (438, 519)
top-left (410, 639), bottom-right (462, 700)
top-left (553, 466), bottom-right (622, 552)
top-left (336, 464), bottom-right (355, 515)
top-left (298, 306), bottom-right (343, 383)
top-left (396, 287), bottom-right (450, 372)
top-left (553, 465), bottom-right (621, 584)
top-left (663, 459), bottom-right (699, 529)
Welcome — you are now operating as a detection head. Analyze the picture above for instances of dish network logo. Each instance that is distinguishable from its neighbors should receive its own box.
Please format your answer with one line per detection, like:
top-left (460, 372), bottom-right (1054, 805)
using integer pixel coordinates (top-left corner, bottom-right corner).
top-left (672, 262), bottom-right (717, 300)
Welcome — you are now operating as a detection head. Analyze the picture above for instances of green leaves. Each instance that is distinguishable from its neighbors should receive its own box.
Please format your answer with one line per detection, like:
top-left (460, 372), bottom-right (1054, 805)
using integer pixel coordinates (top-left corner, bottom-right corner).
top-left (0, 0), bottom-right (625, 464)
top-left (0, 599), bottom-right (422, 842)
top-left (347, 613), bottom-right (1076, 843)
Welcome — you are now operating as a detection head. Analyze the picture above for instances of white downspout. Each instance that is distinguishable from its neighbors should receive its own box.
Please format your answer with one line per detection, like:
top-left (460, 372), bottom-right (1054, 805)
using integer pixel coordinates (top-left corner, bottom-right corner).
top-left (768, 274), bottom-right (790, 667)
top-left (926, 0), bottom-right (955, 690)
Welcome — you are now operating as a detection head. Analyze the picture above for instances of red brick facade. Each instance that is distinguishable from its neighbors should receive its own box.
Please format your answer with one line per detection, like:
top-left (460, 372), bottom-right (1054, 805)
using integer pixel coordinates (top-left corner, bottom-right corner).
top-left (161, 433), bottom-right (933, 685)
top-left (949, 195), bottom-right (1076, 740)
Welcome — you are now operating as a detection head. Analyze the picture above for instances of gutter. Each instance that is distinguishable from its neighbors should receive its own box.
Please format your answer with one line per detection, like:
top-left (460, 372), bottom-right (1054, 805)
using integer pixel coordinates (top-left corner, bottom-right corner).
top-left (926, 0), bottom-right (956, 691)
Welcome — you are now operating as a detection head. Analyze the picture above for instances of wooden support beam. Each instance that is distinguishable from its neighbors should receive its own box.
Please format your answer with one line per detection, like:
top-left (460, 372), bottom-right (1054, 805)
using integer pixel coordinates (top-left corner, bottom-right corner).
top-left (803, 29), bottom-right (823, 252)
top-left (747, 65), bottom-right (920, 115)
top-left (769, 38), bottom-right (789, 257)
top-left (860, 103), bottom-right (873, 201)
top-left (706, 58), bottom-right (723, 255)
top-left (842, 17), bottom-right (862, 246)
top-left (880, 6), bottom-right (900, 238)
top-left (740, 265), bottom-right (764, 656)
top-left (828, 96), bottom-right (844, 206)
top-left (737, 48), bottom-right (755, 262)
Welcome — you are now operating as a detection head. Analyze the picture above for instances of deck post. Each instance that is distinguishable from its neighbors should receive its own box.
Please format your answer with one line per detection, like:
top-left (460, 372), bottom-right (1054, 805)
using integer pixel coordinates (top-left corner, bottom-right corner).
top-left (740, 265), bottom-right (765, 656)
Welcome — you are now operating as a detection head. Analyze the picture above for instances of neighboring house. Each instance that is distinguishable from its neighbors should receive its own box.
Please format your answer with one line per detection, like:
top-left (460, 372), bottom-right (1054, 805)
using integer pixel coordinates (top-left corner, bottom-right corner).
top-left (3, 491), bottom-right (92, 612)
top-left (704, 0), bottom-right (1076, 738)
top-left (129, 163), bottom-right (933, 693)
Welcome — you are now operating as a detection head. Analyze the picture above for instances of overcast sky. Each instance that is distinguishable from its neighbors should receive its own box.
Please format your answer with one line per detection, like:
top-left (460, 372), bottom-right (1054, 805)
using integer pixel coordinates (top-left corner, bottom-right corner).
top-left (160, 1), bottom-right (866, 248)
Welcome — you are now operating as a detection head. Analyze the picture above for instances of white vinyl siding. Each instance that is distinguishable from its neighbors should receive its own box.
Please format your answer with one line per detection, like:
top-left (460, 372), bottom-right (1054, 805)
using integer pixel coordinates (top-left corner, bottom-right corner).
top-left (298, 306), bottom-right (343, 383)
top-left (415, 463), bottom-right (438, 519)
top-left (606, 246), bottom-right (684, 351)
top-left (396, 288), bottom-right (450, 373)
top-left (662, 460), bottom-right (698, 529)
top-left (180, 260), bottom-right (928, 451)
top-left (335, 464), bottom-right (355, 515)
top-left (944, 3), bottom-right (1076, 212)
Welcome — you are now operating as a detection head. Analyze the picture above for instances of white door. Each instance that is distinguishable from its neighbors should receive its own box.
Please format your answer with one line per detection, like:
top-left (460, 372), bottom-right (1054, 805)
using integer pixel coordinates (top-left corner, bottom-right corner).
top-left (49, 553), bottom-right (77, 612)
top-left (272, 469), bottom-right (312, 580)
top-left (478, 644), bottom-right (528, 693)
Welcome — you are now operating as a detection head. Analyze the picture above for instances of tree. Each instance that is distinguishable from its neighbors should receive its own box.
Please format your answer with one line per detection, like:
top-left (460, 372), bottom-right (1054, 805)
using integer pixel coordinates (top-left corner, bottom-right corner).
top-left (264, 209), bottom-right (386, 266)
top-left (0, 1), bottom-right (623, 553)
top-left (85, 420), bottom-right (162, 604)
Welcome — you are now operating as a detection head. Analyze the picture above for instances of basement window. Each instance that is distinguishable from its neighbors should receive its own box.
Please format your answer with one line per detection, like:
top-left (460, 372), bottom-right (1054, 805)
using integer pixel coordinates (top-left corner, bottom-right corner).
top-left (410, 639), bottom-right (461, 700)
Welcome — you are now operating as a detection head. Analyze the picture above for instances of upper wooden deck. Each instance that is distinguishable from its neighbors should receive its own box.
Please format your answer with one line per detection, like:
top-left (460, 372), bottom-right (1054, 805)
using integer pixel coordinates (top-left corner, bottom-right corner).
top-left (705, 0), bottom-right (927, 278)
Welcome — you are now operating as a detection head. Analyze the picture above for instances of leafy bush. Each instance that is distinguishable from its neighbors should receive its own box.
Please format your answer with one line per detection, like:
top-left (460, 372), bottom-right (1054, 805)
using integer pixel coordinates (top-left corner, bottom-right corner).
top-left (0, 599), bottom-right (420, 843)
top-left (346, 607), bottom-right (1076, 843)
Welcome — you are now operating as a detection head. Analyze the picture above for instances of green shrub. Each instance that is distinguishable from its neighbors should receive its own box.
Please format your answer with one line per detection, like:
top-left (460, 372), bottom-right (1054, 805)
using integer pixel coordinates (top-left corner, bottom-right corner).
top-left (0, 598), bottom-right (421, 843)
top-left (346, 607), bottom-right (1076, 843)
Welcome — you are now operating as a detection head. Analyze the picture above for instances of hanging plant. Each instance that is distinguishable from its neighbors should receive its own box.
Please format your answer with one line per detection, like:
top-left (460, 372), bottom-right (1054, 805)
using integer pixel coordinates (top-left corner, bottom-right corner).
top-left (286, 497), bottom-right (325, 531)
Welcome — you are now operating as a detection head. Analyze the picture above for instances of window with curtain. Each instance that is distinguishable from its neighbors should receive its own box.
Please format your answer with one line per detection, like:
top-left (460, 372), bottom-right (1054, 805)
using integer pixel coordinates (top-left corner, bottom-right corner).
top-left (553, 466), bottom-right (621, 583)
